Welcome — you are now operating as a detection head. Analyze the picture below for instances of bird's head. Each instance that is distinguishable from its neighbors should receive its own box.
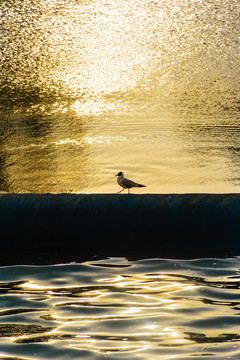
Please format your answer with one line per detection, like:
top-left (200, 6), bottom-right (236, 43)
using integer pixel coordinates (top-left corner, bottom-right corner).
top-left (115, 171), bottom-right (124, 177)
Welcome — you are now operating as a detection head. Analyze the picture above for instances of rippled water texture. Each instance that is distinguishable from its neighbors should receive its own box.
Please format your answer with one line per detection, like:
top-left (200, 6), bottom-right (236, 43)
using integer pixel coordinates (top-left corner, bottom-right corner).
top-left (0, 257), bottom-right (239, 359)
top-left (0, 0), bottom-right (240, 192)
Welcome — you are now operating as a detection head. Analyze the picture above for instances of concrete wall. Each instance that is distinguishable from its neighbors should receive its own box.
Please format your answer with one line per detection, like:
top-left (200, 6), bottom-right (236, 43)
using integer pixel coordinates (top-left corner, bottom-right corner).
top-left (0, 193), bottom-right (240, 263)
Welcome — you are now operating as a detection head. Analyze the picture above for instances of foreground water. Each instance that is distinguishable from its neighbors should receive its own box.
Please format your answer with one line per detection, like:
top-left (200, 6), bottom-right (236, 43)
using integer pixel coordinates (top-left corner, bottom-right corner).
top-left (0, 257), bottom-right (240, 359)
top-left (1, 0), bottom-right (240, 193)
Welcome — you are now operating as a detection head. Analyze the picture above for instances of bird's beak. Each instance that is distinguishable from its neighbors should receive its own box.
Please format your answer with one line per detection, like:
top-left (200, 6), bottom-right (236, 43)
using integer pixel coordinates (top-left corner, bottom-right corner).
top-left (115, 174), bottom-right (118, 176)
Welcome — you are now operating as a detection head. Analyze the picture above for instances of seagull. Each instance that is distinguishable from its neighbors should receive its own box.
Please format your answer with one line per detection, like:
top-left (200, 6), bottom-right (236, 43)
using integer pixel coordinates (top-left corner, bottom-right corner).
top-left (115, 171), bottom-right (146, 193)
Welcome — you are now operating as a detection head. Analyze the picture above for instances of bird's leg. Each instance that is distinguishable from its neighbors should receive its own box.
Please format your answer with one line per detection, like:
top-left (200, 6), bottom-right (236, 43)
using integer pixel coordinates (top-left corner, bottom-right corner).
top-left (128, 189), bottom-right (130, 194)
top-left (117, 188), bottom-right (125, 194)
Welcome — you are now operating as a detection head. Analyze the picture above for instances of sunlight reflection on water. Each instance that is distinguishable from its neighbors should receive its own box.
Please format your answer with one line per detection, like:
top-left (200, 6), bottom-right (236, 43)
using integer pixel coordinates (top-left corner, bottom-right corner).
top-left (0, 257), bottom-right (240, 359)
top-left (0, 0), bottom-right (240, 193)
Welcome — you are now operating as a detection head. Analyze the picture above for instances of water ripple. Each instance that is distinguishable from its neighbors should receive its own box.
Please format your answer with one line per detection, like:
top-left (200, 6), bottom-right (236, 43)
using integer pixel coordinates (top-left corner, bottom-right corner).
top-left (0, 258), bottom-right (239, 359)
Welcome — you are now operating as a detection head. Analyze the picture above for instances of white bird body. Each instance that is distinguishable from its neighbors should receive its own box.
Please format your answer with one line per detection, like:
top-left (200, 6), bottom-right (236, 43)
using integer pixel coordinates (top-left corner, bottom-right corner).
top-left (116, 172), bottom-right (146, 193)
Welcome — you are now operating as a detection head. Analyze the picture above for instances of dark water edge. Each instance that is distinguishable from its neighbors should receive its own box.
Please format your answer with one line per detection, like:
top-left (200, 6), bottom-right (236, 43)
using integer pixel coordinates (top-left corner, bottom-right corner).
top-left (1, 193), bottom-right (240, 265)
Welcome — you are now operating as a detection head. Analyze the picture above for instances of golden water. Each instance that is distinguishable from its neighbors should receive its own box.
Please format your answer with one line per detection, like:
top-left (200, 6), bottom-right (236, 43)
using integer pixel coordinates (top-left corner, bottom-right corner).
top-left (0, 258), bottom-right (240, 359)
top-left (0, 0), bottom-right (240, 193)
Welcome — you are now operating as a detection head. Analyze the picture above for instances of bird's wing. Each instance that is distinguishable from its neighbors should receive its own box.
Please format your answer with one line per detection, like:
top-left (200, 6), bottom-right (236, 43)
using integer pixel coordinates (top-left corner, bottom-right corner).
top-left (121, 177), bottom-right (137, 188)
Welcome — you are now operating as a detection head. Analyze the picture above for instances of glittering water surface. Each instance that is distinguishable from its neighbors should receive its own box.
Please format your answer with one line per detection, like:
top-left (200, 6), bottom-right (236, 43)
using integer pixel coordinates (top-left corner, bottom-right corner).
top-left (0, 0), bottom-right (240, 193)
top-left (0, 257), bottom-right (240, 359)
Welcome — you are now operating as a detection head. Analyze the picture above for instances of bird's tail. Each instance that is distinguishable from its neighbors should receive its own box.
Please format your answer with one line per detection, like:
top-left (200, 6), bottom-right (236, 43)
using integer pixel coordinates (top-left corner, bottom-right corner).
top-left (137, 184), bottom-right (146, 187)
